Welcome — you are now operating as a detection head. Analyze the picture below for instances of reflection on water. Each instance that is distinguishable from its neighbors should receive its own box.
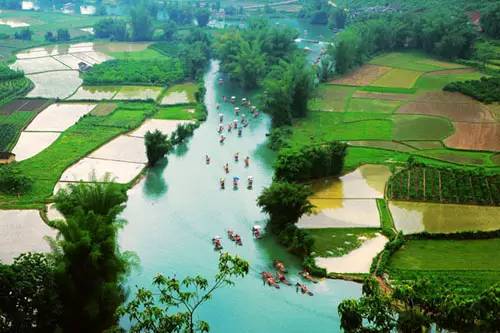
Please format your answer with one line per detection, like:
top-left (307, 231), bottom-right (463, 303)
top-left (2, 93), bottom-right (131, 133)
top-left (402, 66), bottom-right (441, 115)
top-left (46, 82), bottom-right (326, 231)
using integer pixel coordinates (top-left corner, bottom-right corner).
top-left (390, 201), bottom-right (500, 234)
top-left (309, 164), bottom-right (390, 199)
top-left (119, 61), bottom-right (362, 332)
top-left (143, 159), bottom-right (168, 200)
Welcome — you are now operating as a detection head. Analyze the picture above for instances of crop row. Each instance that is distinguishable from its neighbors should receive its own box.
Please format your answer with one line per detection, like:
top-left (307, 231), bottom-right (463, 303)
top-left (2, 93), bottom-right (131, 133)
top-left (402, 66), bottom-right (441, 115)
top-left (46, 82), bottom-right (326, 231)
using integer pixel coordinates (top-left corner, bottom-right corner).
top-left (387, 164), bottom-right (500, 205)
top-left (0, 78), bottom-right (32, 103)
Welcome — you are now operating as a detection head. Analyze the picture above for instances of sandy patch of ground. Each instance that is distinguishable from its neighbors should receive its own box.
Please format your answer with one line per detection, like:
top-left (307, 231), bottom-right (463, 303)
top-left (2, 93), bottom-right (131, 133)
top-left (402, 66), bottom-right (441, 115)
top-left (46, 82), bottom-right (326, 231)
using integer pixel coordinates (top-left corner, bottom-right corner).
top-left (59, 158), bottom-right (145, 184)
top-left (113, 86), bottom-right (163, 100)
top-left (353, 91), bottom-right (415, 101)
top-left (315, 234), bottom-right (388, 273)
top-left (0, 210), bottom-right (57, 264)
top-left (11, 56), bottom-right (69, 74)
top-left (25, 103), bottom-right (96, 132)
top-left (330, 64), bottom-right (391, 86)
top-left (12, 132), bottom-right (60, 161)
top-left (129, 119), bottom-right (190, 138)
top-left (161, 91), bottom-right (190, 105)
top-left (397, 92), bottom-right (495, 123)
top-left (444, 122), bottom-right (499, 151)
top-left (297, 199), bottom-right (381, 229)
top-left (89, 135), bottom-right (147, 164)
top-left (26, 71), bottom-right (82, 99)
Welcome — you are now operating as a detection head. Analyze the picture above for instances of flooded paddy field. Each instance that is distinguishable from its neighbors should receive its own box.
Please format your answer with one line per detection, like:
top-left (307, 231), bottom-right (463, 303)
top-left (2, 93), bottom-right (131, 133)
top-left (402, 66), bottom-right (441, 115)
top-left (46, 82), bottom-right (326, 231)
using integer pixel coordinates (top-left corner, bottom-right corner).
top-left (160, 83), bottom-right (198, 105)
top-left (389, 201), bottom-right (500, 234)
top-left (25, 103), bottom-right (96, 132)
top-left (12, 131), bottom-right (60, 161)
top-left (68, 86), bottom-right (119, 100)
top-left (112, 86), bottom-right (163, 101)
top-left (26, 71), bottom-right (82, 99)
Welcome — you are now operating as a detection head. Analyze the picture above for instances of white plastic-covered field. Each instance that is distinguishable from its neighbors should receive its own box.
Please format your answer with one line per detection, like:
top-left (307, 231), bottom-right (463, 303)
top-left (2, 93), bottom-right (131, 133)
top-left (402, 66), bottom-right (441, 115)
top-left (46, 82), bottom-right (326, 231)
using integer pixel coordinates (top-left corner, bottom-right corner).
top-left (59, 158), bottom-right (145, 184)
top-left (0, 210), bottom-right (57, 264)
top-left (26, 71), bottom-right (82, 99)
top-left (11, 56), bottom-right (69, 74)
top-left (12, 132), bottom-right (60, 161)
top-left (113, 86), bottom-right (163, 100)
top-left (297, 199), bottom-right (381, 229)
top-left (129, 119), bottom-right (191, 138)
top-left (88, 135), bottom-right (147, 164)
top-left (315, 234), bottom-right (388, 274)
top-left (25, 103), bottom-right (96, 132)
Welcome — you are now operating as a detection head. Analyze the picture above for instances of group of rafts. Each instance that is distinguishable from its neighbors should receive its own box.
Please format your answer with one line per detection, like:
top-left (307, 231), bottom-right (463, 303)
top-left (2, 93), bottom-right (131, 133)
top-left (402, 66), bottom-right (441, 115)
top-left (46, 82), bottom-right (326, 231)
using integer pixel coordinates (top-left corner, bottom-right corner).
top-left (208, 80), bottom-right (260, 190)
top-left (212, 227), bottom-right (315, 296)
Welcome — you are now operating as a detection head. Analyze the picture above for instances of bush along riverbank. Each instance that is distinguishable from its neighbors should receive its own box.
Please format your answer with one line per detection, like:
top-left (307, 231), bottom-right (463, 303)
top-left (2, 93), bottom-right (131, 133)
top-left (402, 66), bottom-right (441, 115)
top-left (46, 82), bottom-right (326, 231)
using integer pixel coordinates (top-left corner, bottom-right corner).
top-left (257, 141), bottom-right (348, 277)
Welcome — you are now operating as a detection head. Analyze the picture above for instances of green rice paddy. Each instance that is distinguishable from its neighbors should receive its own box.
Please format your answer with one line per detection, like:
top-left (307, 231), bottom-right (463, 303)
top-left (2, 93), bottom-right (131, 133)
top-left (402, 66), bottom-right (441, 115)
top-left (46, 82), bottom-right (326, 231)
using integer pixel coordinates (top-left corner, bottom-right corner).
top-left (392, 115), bottom-right (453, 141)
top-left (305, 228), bottom-right (379, 257)
top-left (347, 98), bottom-right (401, 113)
top-left (308, 84), bottom-right (356, 112)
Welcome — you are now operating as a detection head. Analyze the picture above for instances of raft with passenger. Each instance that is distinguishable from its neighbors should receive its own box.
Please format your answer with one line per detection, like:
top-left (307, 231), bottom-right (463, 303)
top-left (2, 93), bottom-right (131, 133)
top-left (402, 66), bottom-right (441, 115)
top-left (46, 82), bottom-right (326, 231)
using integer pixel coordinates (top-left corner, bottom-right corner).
top-left (261, 272), bottom-right (280, 289)
top-left (252, 225), bottom-right (262, 239)
top-left (276, 272), bottom-right (291, 286)
top-left (296, 282), bottom-right (314, 296)
top-left (299, 269), bottom-right (318, 283)
top-left (274, 260), bottom-right (287, 274)
top-left (212, 236), bottom-right (223, 251)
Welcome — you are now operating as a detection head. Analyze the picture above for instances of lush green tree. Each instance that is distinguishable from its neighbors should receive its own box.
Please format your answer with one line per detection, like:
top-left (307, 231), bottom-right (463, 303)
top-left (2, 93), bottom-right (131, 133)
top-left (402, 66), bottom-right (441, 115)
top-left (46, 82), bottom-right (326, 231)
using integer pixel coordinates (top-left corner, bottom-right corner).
top-left (121, 253), bottom-right (249, 333)
top-left (195, 9), bottom-right (210, 27)
top-left (316, 55), bottom-right (334, 82)
top-left (288, 57), bottom-right (314, 118)
top-left (481, 4), bottom-right (500, 38)
top-left (257, 181), bottom-right (313, 232)
top-left (44, 31), bottom-right (56, 42)
top-left (338, 299), bottom-right (363, 332)
top-left (51, 182), bottom-right (132, 333)
top-left (310, 10), bottom-right (328, 25)
top-left (56, 28), bottom-right (70, 41)
top-left (0, 165), bottom-right (32, 195)
top-left (145, 129), bottom-right (172, 166)
top-left (54, 179), bottom-right (127, 219)
top-left (162, 20), bottom-right (177, 41)
top-left (231, 40), bottom-right (266, 89)
top-left (130, 2), bottom-right (154, 41)
top-left (0, 253), bottom-right (61, 332)
top-left (94, 18), bottom-right (128, 41)
top-left (14, 27), bottom-right (33, 40)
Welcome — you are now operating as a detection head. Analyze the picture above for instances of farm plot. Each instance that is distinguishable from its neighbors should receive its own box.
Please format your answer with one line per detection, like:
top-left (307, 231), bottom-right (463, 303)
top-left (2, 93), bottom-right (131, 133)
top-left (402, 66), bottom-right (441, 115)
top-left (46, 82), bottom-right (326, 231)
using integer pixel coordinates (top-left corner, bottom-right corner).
top-left (444, 122), bottom-right (500, 151)
top-left (371, 68), bottom-right (422, 88)
top-left (53, 54), bottom-right (86, 70)
top-left (416, 149), bottom-right (493, 166)
top-left (348, 140), bottom-right (415, 152)
top-left (397, 91), bottom-right (495, 123)
top-left (389, 201), bottom-right (500, 234)
top-left (0, 111), bottom-right (38, 151)
top-left (129, 119), bottom-right (190, 138)
top-left (68, 86), bottom-right (119, 100)
top-left (347, 98), bottom-right (401, 113)
top-left (25, 103), bottom-right (96, 132)
top-left (306, 228), bottom-right (379, 257)
top-left (315, 234), bottom-right (388, 274)
top-left (0, 209), bottom-right (56, 264)
top-left (392, 115), bottom-right (453, 141)
top-left (88, 135), bottom-right (147, 164)
top-left (387, 163), bottom-right (500, 205)
top-left (12, 132), bottom-right (60, 161)
top-left (330, 64), bottom-right (391, 86)
top-left (27, 71), bottom-right (82, 99)
top-left (308, 84), bottom-right (356, 112)
top-left (90, 103), bottom-right (117, 116)
top-left (154, 105), bottom-right (198, 120)
top-left (59, 158), bottom-right (145, 184)
top-left (353, 91), bottom-right (415, 101)
top-left (160, 83), bottom-right (198, 105)
top-left (369, 52), bottom-right (465, 72)
top-left (11, 56), bottom-right (69, 74)
top-left (297, 199), bottom-right (381, 229)
top-left (113, 86), bottom-right (163, 101)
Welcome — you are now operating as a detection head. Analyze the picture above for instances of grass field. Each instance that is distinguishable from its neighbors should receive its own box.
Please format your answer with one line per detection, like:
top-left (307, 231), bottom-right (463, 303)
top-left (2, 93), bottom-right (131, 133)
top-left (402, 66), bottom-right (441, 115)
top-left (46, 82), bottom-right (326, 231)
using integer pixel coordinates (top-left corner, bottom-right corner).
top-left (415, 72), bottom-right (485, 91)
top-left (305, 228), bottom-right (379, 257)
top-left (0, 103), bottom-right (155, 208)
top-left (369, 51), bottom-right (465, 72)
top-left (392, 115), bottom-right (453, 141)
top-left (154, 105), bottom-right (200, 120)
top-left (309, 84), bottom-right (356, 112)
top-left (347, 98), bottom-right (401, 113)
top-left (371, 68), bottom-right (422, 88)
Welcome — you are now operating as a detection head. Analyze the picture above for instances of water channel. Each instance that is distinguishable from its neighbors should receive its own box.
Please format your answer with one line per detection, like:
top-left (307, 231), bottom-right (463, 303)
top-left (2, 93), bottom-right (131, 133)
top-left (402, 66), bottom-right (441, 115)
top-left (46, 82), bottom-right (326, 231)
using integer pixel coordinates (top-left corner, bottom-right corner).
top-left (119, 61), bottom-right (361, 332)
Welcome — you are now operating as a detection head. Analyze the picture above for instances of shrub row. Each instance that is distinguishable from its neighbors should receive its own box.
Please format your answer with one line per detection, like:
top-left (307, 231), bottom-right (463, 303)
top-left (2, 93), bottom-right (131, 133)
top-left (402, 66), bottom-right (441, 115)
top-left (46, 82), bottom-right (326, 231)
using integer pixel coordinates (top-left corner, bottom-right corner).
top-left (444, 77), bottom-right (500, 104)
top-left (387, 161), bottom-right (500, 206)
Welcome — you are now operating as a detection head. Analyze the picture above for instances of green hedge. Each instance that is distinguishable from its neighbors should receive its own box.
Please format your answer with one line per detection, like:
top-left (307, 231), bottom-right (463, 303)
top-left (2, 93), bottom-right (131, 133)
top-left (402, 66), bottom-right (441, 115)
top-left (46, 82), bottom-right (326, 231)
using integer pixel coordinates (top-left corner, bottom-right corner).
top-left (444, 77), bottom-right (500, 103)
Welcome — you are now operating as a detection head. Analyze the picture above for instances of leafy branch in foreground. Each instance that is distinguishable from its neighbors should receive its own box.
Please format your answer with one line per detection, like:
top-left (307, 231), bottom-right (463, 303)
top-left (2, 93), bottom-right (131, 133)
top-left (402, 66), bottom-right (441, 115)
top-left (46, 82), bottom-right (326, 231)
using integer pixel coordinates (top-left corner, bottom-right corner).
top-left (121, 253), bottom-right (249, 333)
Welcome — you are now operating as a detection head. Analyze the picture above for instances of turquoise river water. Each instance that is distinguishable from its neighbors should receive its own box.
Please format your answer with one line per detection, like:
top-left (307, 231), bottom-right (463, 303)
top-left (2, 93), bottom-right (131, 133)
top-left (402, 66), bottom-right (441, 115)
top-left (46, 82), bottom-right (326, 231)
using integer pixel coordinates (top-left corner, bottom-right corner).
top-left (119, 61), bottom-right (361, 332)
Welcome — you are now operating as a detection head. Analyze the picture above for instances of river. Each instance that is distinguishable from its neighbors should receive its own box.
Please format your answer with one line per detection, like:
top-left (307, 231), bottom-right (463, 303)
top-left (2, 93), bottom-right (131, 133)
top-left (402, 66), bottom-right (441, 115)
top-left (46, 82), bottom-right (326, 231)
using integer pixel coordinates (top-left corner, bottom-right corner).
top-left (119, 61), bottom-right (361, 332)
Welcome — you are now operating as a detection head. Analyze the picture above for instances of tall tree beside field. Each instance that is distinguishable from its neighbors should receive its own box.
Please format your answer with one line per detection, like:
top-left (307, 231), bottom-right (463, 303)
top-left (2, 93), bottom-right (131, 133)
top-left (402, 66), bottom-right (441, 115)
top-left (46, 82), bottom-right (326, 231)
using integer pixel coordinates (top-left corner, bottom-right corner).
top-left (481, 4), bottom-right (500, 38)
top-left (51, 182), bottom-right (132, 333)
top-left (130, 2), bottom-right (154, 41)
top-left (195, 9), bottom-right (210, 27)
top-left (145, 130), bottom-right (172, 166)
